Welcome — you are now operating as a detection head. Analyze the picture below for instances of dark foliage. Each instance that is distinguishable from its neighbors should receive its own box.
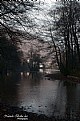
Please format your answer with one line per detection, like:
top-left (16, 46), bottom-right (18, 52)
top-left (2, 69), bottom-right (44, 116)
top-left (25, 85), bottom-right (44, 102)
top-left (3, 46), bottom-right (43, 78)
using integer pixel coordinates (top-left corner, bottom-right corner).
top-left (50, 0), bottom-right (80, 76)
top-left (0, 33), bottom-right (22, 76)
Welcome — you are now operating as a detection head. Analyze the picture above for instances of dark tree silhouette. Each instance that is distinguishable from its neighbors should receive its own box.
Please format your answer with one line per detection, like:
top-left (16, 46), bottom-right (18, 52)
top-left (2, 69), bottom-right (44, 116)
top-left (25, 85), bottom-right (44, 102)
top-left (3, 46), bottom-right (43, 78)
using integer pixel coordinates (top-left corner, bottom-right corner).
top-left (0, 34), bottom-right (22, 76)
top-left (49, 0), bottom-right (80, 76)
top-left (0, 0), bottom-right (37, 77)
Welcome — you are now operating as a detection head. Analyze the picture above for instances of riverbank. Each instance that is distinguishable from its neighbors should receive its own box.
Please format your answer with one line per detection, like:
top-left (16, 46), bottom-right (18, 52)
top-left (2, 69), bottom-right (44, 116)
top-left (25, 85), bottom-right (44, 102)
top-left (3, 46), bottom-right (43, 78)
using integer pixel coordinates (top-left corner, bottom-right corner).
top-left (0, 103), bottom-right (80, 121)
top-left (0, 102), bottom-right (60, 121)
top-left (0, 103), bottom-right (49, 121)
top-left (45, 72), bottom-right (80, 83)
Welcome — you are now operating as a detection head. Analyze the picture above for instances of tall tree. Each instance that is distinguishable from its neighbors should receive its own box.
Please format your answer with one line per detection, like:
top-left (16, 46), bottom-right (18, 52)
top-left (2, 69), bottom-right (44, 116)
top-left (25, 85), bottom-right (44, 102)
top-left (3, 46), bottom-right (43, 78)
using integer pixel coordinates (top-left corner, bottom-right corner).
top-left (48, 0), bottom-right (80, 75)
top-left (0, 0), bottom-right (37, 76)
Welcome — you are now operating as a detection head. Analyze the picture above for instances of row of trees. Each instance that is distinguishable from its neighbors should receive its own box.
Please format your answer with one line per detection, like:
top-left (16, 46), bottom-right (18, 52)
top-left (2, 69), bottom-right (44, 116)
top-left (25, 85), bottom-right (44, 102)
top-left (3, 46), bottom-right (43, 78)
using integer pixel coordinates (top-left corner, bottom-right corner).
top-left (1, 0), bottom-right (80, 76)
top-left (0, 0), bottom-right (34, 76)
top-left (48, 0), bottom-right (80, 76)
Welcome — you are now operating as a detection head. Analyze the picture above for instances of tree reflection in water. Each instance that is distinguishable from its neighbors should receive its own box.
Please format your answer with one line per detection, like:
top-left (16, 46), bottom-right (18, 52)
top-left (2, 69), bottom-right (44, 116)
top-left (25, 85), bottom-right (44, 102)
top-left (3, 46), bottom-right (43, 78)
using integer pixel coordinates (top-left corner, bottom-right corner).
top-left (0, 73), bottom-right (80, 119)
top-left (65, 81), bottom-right (80, 119)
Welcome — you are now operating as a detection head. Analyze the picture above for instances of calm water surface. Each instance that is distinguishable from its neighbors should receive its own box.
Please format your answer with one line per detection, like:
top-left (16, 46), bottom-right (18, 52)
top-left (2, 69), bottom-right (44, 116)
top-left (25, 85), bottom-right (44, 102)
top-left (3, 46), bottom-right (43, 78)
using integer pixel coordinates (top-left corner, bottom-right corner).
top-left (0, 71), bottom-right (80, 118)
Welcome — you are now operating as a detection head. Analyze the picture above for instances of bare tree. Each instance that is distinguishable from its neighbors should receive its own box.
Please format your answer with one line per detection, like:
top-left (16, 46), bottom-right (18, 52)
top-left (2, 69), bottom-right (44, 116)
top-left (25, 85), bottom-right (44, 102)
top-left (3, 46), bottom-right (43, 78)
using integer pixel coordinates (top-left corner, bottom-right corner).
top-left (47, 0), bottom-right (80, 75)
top-left (0, 0), bottom-right (36, 76)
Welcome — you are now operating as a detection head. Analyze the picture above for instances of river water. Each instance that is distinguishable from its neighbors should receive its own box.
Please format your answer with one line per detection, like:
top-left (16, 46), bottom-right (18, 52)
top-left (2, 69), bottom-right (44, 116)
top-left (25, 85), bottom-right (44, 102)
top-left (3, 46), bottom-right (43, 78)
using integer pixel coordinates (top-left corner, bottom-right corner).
top-left (0, 70), bottom-right (80, 119)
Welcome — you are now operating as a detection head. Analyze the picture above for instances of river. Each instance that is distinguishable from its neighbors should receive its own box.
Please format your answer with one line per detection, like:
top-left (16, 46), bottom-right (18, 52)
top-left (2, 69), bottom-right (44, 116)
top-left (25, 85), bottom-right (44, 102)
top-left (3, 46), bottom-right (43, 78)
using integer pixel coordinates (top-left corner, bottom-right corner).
top-left (0, 70), bottom-right (80, 119)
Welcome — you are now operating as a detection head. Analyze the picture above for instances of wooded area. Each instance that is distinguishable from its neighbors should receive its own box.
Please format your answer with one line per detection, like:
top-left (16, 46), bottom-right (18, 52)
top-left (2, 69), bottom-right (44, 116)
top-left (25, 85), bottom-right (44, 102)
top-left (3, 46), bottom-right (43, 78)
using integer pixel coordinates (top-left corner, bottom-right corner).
top-left (49, 0), bottom-right (80, 76)
top-left (0, 0), bottom-right (80, 77)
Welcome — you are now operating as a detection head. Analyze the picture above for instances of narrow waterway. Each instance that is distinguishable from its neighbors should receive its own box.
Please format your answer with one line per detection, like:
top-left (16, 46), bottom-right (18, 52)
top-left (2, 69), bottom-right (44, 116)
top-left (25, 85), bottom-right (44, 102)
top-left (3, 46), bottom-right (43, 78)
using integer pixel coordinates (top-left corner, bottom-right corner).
top-left (0, 71), bottom-right (80, 119)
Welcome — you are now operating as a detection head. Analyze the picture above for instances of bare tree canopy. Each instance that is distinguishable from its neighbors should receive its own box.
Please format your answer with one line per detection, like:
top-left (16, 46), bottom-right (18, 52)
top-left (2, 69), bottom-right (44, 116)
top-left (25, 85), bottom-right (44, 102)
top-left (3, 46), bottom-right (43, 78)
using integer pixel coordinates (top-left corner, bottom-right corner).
top-left (48, 0), bottom-right (80, 75)
top-left (0, 0), bottom-right (36, 30)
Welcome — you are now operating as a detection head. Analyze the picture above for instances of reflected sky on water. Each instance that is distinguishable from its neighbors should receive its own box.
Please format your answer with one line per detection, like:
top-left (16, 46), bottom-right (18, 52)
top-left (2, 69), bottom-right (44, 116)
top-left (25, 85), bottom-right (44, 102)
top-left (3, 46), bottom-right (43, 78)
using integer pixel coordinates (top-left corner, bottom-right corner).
top-left (0, 72), bottom-right (80, 118)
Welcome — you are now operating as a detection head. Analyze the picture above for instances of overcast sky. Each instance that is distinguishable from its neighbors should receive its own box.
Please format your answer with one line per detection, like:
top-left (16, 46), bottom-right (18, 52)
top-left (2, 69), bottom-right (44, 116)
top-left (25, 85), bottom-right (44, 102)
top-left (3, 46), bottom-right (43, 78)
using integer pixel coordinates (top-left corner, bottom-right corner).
top-left (10, 0), bottom-right (57, 41)
top-left (23, 0), bottom-right (56, 39)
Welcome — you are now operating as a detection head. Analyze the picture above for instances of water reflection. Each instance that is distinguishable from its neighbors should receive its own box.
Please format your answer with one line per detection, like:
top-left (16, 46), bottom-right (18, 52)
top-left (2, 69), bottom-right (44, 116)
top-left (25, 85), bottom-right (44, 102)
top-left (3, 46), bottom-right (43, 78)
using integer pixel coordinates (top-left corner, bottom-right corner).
top-left (0, 72), bottom-right (80, 118)
top-left (53, 81), bottom-right (67, 118)
top-left (0, 75), bottom-right (21, 105)
top-left (65, 81), bottom-right (80, 119)
top-left (17, 72), bottom-right (59, 116)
